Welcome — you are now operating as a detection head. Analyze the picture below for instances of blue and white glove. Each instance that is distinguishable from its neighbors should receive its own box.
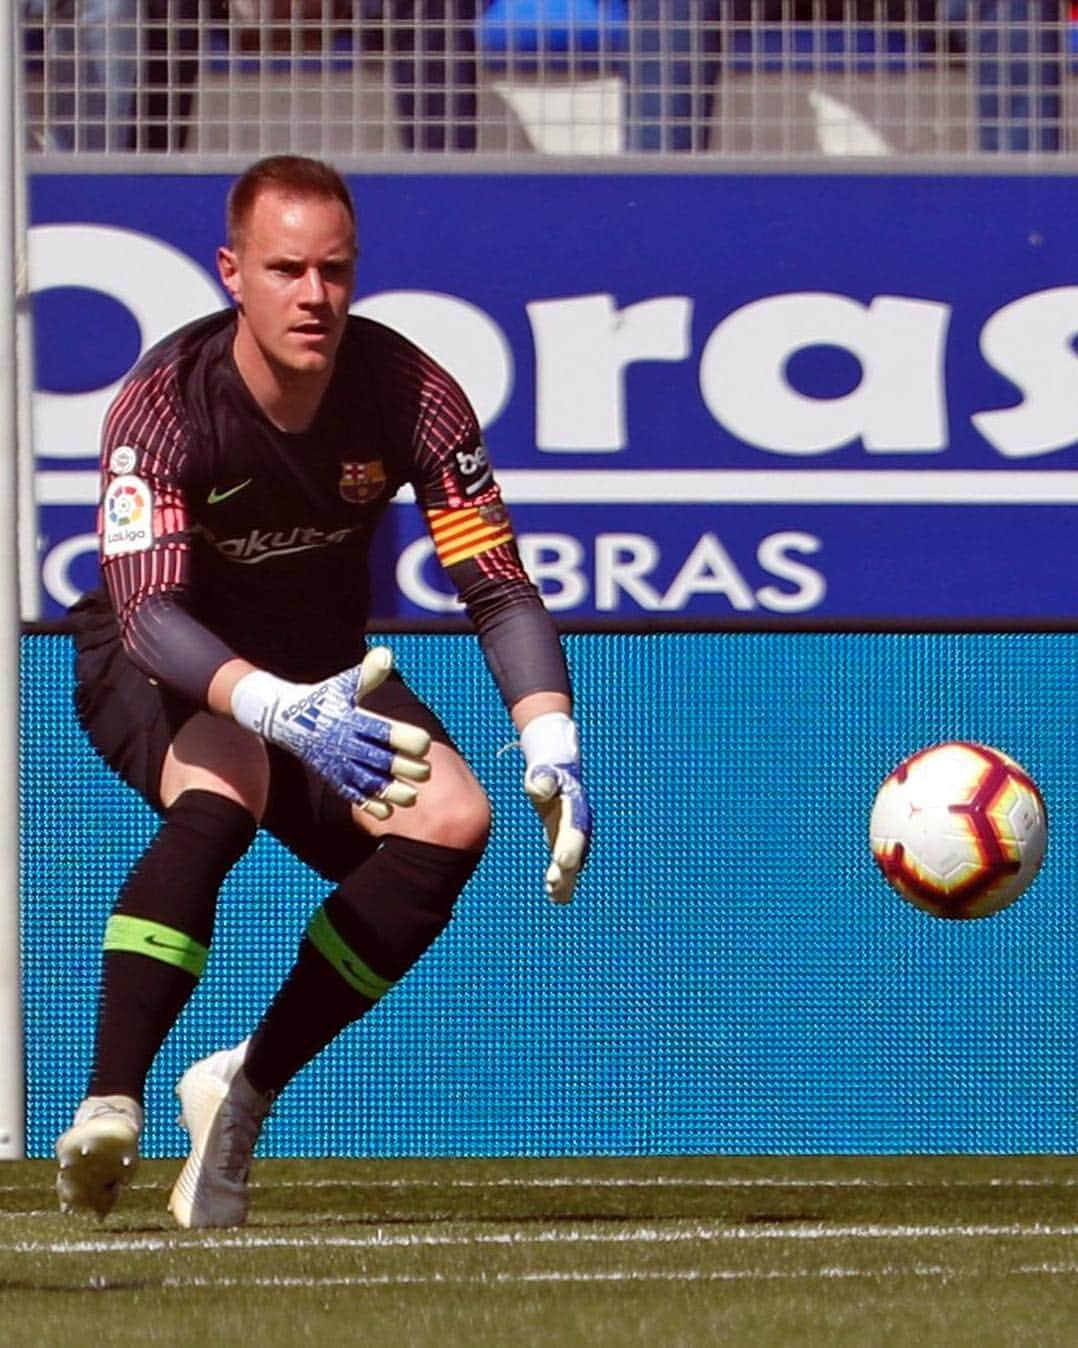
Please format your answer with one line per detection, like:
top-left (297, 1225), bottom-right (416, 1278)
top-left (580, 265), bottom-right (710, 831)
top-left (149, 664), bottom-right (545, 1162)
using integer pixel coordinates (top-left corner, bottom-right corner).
top-left (230, 647), bottom-right (430, 818)
top-left (521, 712), bottom-right (592, 905)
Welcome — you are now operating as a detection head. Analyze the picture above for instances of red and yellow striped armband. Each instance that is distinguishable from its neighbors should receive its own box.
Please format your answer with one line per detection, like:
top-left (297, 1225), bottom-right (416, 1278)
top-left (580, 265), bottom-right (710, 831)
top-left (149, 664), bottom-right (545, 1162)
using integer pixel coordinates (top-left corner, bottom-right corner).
top-left (426, 502), bottom-right (516, 569)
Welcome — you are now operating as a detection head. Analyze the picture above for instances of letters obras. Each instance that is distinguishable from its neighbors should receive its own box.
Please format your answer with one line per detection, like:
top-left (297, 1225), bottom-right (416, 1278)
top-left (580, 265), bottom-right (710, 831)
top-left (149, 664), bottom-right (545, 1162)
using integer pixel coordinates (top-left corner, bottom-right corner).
top-left (29, 223), bottom-right (1078, 461)
top-left (398, 530), bottom-right (827, 615)
top-left (27, 222), bottom-right (1078, 615)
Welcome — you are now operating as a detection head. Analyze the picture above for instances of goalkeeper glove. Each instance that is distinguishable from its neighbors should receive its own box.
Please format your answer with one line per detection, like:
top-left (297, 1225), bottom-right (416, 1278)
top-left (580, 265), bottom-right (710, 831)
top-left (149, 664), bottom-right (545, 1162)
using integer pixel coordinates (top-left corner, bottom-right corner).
top-left (230, 647), bottom-right (430, 818)
top-left (521, 711), bottom-right (592, 905)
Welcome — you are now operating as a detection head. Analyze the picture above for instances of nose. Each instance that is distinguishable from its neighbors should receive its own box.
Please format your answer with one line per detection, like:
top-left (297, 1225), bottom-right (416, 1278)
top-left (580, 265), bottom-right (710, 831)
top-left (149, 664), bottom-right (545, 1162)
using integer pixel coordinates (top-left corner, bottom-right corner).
top-left (300, 267), bottom-right (327, 304)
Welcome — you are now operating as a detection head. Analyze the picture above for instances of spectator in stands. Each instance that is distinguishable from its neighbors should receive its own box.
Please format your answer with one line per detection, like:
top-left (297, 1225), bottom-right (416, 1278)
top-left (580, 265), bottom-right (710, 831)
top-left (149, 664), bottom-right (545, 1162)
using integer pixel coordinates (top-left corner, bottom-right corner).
top-left (30, 0), bottom-right (200, 151)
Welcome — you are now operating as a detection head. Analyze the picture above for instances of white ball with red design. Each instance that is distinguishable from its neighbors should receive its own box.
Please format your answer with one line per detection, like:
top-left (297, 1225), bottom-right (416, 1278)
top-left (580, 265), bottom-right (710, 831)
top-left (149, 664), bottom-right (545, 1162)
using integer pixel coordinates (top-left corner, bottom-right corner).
top-left (869, 741), bottom-right (1047, 920)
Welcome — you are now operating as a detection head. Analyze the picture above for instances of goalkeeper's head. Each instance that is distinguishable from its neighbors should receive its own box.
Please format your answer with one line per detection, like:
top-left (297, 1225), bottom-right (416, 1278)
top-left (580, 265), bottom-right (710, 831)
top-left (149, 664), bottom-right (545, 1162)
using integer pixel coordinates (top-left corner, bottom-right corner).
top-left (217, 155), bottom-right (359, 386)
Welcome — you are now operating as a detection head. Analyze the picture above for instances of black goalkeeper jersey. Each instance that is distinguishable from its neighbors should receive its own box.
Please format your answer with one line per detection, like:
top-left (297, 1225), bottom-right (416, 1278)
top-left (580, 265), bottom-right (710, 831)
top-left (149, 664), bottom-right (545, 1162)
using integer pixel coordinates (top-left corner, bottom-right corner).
top-left (96, 309), bottom-right (567, 704)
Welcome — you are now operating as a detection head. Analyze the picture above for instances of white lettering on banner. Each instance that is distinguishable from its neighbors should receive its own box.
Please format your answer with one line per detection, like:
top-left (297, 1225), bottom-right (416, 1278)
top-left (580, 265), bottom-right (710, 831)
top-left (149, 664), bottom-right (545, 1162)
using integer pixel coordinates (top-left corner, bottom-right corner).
top-left (41, 533), bottom-right (98, 610)
top-left (396, 531), bottom-right (826, 615)
top-left (527, 295), bottom-right (692, 451)
top-left (28, 225), bottom-right (223, 460)
top-left (661, 533), bottom-right (758, 610)
top-left (971, 286), bottom-right (1078, 456)
top-left (518, 534), bottom-right (590, 608)
top-left (351, 291), bottom-right (512, 429)
top-left (756, 532), bottom-right (827, 611)
top-left (26, 223), bottom-right (1078, 472)
top-left (595, 534), bottom-right (660, 609)
top-left (698, 294), bottom-right (950, 454)
top-left (392, 540), bottom-right (463, 613)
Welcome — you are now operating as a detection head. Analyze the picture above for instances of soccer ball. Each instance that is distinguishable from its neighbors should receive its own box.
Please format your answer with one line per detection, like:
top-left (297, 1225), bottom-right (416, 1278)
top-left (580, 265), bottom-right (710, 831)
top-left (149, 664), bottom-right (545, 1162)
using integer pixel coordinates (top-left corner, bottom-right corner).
top-left (869, 741), bottom-right (1047, 920)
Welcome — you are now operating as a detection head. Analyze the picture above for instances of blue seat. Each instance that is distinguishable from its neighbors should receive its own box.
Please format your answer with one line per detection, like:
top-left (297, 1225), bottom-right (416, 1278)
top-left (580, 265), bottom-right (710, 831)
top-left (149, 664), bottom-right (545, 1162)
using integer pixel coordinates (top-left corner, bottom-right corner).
top-left (479, 0), bottom-right (629, 74)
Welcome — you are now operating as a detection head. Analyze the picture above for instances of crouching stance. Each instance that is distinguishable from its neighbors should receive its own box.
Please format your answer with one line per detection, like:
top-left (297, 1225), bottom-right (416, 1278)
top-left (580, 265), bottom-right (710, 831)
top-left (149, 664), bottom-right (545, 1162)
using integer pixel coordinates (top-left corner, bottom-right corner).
top-left (56, 155), bottom-right (591, 1227)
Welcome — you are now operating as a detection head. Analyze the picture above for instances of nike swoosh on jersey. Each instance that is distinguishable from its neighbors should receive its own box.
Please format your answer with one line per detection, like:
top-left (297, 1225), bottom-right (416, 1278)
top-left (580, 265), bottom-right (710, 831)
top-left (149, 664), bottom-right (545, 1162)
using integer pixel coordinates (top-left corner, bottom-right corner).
top-left (207, 479), bottom-right (253, 505)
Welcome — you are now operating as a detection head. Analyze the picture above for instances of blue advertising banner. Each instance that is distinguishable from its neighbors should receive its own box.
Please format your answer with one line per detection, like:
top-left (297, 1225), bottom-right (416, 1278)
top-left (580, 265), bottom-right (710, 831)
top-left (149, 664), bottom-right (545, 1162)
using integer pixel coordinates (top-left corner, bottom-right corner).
top-left (20, 629), bottom-right (1077, 1158)
top-left (28, 172), bottom-right (1078, 621)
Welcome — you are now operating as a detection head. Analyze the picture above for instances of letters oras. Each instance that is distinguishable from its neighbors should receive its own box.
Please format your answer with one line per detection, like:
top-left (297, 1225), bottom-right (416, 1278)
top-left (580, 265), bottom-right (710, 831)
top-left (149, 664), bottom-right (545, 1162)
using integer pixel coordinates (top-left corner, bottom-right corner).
top-left (30, 223), bottom-right (1078, 462)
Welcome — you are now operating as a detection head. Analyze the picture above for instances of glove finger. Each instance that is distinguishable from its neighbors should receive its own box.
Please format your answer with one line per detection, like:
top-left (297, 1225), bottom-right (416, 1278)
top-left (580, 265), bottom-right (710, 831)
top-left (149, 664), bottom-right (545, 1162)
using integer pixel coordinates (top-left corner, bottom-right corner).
top-left (527, 788), bottom-right (560, 849)
top-left (533, 772), bottom-right (587, 852)
top-left (544, 795), bottom-right (586, 903)
top-left (550, 804), bottom-right (586, 889)
top-left (381, 778), bottom-right (419, 808)
top-left (545, 858), bottom-right (577, 905)
top-left (389, 752), bottom-right (431, 784)
top-left (390, 727), bottom-right (431, 771)
top-left (350, 707), bottom-right (431, 764)
top-left (351, 731), bottom-right (429, 784)
top-left (523, 764), bottom-right (558, 804)
top-left (355, 646), bottom-right (394, 702)
top-left (553, 826), bottom-right (587, 877)
top-left (387, 719), bottom-right (432, 763)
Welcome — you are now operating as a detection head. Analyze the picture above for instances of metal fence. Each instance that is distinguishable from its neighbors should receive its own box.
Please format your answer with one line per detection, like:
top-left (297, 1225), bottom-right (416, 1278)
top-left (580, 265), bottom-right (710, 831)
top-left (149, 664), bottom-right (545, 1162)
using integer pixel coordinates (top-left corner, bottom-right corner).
top-left (20, 4), bottom-right (1078, 159)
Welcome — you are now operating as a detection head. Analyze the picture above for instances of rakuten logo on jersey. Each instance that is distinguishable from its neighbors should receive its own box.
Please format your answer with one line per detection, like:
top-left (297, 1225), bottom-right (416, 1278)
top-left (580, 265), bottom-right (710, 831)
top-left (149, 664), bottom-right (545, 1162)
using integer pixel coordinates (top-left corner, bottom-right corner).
top-left (211, 523), bottom-right (356, 563)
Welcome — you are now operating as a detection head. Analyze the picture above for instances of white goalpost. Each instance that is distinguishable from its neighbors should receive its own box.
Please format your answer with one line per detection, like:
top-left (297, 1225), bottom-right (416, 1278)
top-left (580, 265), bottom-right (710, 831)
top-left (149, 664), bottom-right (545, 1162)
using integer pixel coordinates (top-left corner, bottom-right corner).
top-left (0, 0), bottom-right (29, 1158)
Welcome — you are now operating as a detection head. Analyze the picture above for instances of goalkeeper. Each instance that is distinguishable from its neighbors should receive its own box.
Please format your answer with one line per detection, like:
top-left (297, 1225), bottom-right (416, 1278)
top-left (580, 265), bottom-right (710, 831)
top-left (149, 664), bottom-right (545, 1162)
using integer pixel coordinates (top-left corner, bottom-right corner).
top-left (55, 154), bottom-right (591, 1229)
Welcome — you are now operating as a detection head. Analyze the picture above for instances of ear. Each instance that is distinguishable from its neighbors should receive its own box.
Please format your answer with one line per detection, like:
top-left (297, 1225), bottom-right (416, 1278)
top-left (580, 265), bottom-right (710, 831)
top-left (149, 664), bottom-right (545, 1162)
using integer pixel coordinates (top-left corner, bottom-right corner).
top-left (217, 246), bottom-right (242, 304)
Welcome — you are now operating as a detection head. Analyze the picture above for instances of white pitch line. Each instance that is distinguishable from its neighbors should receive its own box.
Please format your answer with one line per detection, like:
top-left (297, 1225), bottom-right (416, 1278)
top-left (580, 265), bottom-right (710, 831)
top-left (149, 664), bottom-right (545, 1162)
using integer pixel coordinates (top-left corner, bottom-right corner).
top-left (10, 1222), bottom-right (1078, 1257)
top-left (137, 1264), bottom-right (1078, 1289)
top-left (1, 1174), bottom-right (1074, 1199)
top-left (249, 1175), bottom-right (1078, 1192)
top-left (156, 1268), bottom-right (954, 1288)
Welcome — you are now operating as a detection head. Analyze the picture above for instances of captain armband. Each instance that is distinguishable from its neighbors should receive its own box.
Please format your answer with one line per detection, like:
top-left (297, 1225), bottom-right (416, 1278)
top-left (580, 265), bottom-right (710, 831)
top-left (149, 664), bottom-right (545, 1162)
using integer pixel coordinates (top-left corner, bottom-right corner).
top-left (426, 501), bottom-right (515, 569)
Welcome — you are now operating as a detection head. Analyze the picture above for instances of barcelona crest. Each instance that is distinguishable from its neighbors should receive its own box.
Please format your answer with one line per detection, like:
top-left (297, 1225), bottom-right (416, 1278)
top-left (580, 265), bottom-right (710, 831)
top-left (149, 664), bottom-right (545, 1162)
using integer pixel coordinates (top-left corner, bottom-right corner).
top-left (339, 459), bottom-right (386, 504)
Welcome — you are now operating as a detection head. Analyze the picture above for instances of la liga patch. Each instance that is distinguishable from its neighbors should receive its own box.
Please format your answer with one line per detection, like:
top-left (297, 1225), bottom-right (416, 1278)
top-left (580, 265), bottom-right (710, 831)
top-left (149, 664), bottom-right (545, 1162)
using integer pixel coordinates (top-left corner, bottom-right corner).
top-left (102, 474), bottom-right (154, 556)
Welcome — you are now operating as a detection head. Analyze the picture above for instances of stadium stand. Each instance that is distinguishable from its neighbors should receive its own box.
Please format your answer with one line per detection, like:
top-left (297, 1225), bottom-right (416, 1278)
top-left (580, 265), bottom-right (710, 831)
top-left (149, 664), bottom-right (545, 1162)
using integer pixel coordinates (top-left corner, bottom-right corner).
top-left (19, 6), bottom-right (1078, 160)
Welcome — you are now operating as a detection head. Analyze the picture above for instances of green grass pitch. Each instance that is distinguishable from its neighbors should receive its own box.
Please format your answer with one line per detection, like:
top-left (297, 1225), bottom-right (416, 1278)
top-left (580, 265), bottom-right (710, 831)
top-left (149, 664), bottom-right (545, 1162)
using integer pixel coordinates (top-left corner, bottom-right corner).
top-left (0, 1156), bottom-right (1075, 1346)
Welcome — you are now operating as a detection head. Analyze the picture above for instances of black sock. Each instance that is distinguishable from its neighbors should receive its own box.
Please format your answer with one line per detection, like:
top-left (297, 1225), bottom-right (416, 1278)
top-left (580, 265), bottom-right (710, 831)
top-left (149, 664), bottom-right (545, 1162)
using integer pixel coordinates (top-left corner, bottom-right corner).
top-left (88, 790), bottom-right (256, 1100)
top-left (244, 836), bottom-right (482, 1096)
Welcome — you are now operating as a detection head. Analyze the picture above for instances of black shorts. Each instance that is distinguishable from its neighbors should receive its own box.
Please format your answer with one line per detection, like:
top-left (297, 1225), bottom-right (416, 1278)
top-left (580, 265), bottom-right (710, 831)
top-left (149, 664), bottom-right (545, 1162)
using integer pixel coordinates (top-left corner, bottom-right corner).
top-left (69, 591), bottom-right (458, 883)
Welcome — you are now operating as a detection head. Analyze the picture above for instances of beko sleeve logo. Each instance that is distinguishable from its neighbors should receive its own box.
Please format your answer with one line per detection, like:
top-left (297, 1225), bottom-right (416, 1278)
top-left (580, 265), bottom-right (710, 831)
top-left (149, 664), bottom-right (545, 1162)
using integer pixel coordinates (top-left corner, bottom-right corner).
top-left (454, 443), bottom-right (494, 497)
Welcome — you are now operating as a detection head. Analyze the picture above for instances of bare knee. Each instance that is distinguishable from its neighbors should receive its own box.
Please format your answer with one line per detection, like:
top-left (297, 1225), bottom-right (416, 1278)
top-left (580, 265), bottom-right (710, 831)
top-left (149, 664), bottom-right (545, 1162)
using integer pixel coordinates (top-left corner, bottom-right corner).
top-left (354, 743), bottom-right (491, 853)
top-left (424, 779), bottom-right (492, 853)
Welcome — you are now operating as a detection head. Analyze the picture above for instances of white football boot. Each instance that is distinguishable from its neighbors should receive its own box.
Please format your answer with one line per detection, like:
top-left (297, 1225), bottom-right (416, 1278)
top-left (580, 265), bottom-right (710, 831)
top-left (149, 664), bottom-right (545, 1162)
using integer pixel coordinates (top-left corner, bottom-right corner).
top-left (168, 1040), bottom-right (274, 1229)
top-left (55, 1095), bottom-right (143, 1217)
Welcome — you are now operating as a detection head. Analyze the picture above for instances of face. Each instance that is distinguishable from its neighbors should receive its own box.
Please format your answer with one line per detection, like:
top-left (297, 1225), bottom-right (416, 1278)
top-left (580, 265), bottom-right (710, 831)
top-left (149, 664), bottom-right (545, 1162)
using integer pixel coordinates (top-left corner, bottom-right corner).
top-left (217, 187), bottom-right (357, 379)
